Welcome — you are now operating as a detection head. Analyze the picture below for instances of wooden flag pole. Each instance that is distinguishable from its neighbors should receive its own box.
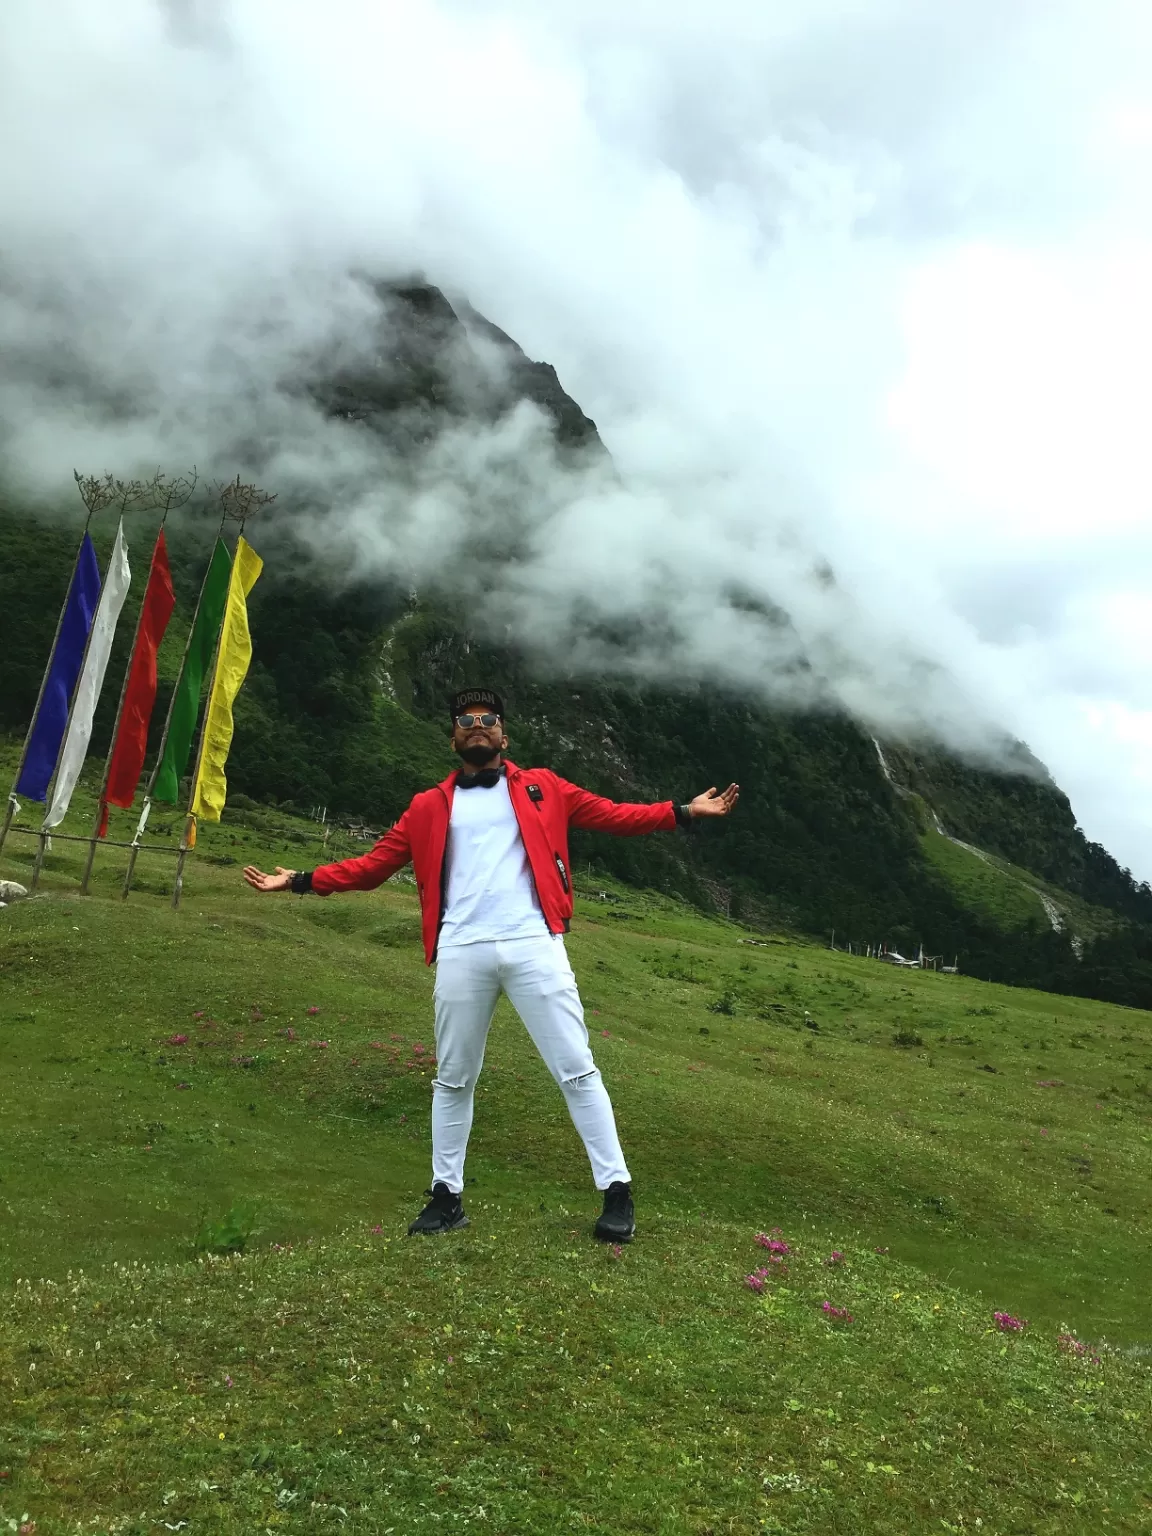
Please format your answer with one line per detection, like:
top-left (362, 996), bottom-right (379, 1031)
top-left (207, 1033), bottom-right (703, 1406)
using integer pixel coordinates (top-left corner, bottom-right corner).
top-left (27, 475), bottom-right (154, 890)
top-left (171, 561), bottom-right (229, 911)
top-left (0, 489), bottom-right (104, 864)
top-left (80, 475), bottom-right (195, 895)
top-left (167, 480), bottom-right (273, 910)
top-left (122, 504), bottom-right (225, 901)
top-left (29, 614), bottom-right (103, 893)
top-left (0, 561), bottom-right (78, 863)
top-left (80, 531), bottom-right (162, 896)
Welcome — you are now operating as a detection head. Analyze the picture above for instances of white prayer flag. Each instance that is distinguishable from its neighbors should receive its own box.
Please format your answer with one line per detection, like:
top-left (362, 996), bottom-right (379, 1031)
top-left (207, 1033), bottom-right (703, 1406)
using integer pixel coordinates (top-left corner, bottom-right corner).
top-left (45, 521), bottom-right (132, 829)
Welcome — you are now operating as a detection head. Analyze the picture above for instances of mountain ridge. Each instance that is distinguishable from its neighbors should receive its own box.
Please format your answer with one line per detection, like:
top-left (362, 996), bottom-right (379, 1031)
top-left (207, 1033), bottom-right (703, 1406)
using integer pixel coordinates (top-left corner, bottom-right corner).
top-left (1, 279), bottom-right (1151, 1007)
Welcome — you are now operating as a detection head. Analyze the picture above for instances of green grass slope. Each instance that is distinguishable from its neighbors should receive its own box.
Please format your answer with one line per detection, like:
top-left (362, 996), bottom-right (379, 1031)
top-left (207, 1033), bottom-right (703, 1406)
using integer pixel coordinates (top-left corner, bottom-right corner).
top-left (2, 787), bottom-right (1151, 1532)
top-left (920, 826), bottom-right (1051, 934)
top-left (920, 826), bottom-right (1122, 944)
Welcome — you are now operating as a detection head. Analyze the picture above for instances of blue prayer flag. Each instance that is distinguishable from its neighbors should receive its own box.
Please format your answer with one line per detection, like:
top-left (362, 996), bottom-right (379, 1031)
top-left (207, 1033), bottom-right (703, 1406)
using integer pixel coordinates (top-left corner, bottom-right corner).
top-left (16, 534), bottom-right (102, 801)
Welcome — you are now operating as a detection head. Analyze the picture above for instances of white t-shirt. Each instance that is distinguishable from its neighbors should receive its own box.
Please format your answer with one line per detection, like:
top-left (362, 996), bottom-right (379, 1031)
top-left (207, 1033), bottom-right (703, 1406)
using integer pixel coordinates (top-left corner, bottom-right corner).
top-left (437, 773), bottom-right (549, 948)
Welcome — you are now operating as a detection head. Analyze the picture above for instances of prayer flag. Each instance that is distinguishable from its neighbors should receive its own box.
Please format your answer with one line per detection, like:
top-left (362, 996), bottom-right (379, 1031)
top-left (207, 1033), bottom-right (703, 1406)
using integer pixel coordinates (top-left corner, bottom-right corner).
top-left (153, 539), bottom-right (232, 804)
top-left (100, 531), bottom-right (176, 834)
top-left (45, 521), bottom-right (132, 829)
top-left (16, 534), bottom-right (102, 801)
top-left (189, 536), bottom-right (263, 832)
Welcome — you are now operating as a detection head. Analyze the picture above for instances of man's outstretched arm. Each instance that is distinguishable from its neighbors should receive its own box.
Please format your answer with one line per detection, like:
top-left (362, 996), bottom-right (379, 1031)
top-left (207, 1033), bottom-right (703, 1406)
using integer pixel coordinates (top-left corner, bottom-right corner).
top-left (563, 778), bottom-right (739, 835)
top-left (243, 814), bottom-right (414, 895)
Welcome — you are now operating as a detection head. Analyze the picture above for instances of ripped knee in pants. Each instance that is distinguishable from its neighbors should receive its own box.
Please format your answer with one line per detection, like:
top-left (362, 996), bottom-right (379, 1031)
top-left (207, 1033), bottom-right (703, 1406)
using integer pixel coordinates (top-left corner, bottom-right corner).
top-left (561, 1067), bottom-right (601, 1091)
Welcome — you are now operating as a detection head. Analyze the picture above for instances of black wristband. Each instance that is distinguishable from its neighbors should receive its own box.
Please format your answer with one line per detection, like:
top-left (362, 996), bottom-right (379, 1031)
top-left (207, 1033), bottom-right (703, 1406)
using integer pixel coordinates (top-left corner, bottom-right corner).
top-left (674, 803), bottom-right (694, 830)
top-left (290, 870), bottom-right (314, 895)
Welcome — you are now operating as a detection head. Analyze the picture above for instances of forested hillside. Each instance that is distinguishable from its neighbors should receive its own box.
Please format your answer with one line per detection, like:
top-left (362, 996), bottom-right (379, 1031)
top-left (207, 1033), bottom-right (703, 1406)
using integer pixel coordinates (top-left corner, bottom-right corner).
top-left (2, 282), bottom-right (1151, 1007)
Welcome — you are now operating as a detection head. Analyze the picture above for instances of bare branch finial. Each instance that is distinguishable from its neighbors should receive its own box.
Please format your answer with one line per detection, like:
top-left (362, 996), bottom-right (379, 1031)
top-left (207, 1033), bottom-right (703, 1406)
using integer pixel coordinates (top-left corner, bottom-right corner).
top-left (148, 467), bottom-right (200, 525)
top-left (215, 474), bottom-right (277, 532)
top-left (73, 470), bottom-right (119, 522)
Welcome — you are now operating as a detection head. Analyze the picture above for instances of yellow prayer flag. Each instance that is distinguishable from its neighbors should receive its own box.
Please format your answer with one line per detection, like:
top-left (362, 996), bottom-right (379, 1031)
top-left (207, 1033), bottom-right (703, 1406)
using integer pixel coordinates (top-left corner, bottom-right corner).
top-left (189, 535), bottom-right (263, 827)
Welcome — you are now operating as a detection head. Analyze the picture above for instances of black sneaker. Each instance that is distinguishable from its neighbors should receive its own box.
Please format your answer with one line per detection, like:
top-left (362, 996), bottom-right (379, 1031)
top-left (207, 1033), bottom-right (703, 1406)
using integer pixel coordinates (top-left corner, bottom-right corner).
top-left (594, 1181), bottom-right (635, 1243)
top-left (407, 1183), bottom-right (469, 1236)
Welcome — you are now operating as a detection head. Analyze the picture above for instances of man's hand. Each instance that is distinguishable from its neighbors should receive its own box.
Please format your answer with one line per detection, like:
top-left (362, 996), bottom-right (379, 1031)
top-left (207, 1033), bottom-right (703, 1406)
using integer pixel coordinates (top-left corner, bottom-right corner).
top-left (243, 864), bottom-right (295, 893)
top-left (688, 784), bottom-right (739, 819)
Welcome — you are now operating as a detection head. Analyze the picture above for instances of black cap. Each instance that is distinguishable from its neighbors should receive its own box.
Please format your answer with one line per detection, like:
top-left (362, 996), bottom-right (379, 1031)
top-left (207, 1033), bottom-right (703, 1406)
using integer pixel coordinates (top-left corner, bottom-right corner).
top-left (450, 687), bottom-right (505, 720)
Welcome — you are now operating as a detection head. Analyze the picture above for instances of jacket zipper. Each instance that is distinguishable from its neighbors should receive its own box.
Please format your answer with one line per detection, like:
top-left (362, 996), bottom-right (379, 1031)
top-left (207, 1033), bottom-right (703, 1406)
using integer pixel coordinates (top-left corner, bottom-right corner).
top-left (428, 785), bottom-right (451, 958)
top-left (510, 771), bottom-right (570, 913)
top-left (521, 776), bottom-right (565, 889)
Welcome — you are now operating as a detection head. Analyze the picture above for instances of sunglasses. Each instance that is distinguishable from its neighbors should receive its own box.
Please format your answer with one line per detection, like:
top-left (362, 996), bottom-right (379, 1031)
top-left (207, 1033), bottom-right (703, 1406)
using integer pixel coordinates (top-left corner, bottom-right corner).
top-left (455, 712), bottom-right (502, 729)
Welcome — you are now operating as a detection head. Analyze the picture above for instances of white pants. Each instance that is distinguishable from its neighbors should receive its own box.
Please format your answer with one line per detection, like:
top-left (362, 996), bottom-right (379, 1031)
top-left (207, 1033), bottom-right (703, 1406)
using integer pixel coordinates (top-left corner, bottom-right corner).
top-left (431, 934), bottom-right (631, 1194)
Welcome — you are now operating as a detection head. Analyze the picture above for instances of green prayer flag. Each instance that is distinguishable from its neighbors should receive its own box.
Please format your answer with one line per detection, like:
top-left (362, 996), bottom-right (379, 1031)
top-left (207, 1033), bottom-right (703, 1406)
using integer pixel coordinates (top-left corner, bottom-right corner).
top-left (153, 539), bottom-right (233, 803)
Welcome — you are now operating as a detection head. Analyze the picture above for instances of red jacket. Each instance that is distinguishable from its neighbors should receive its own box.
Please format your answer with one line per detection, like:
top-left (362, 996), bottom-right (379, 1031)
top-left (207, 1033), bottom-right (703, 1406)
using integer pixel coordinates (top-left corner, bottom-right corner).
top-left (311, 760), bottom-right (677, 963)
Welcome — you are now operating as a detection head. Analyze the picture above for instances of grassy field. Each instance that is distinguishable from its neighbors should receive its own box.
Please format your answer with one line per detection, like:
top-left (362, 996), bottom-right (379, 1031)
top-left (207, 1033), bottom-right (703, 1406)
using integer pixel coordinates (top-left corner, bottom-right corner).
top-left (1, 760), bottom-right (1151, 1533)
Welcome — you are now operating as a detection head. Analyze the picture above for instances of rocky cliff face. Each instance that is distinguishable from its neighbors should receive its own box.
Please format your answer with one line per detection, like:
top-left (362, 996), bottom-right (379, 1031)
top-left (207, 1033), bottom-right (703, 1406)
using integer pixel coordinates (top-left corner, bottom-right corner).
top-left (310, 279), bottom-right (602, 453)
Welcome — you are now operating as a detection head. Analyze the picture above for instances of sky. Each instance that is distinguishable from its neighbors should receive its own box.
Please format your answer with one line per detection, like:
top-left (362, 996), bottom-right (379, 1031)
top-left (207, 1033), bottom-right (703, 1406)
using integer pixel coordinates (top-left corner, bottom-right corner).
top-left (2, 0), bottom-right (1151, 880)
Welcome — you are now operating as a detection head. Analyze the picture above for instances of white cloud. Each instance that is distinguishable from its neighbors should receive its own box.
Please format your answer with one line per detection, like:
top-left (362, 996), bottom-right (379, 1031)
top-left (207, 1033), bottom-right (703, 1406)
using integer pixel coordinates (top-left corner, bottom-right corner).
top-left (2, 0), bottom-right (1152, 877)
top-left (879, 237), bottom-right (1152, 878)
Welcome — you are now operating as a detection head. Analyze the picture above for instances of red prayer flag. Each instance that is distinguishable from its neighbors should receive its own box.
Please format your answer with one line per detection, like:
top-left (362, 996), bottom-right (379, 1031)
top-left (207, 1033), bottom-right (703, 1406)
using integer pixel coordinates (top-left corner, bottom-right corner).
top-left (101, 531), bottom-right (176, 832)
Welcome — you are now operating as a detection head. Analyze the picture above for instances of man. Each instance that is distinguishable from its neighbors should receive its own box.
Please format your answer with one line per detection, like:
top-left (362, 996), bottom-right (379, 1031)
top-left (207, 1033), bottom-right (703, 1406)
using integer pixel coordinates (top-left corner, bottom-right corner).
top-left (243, 688), bottom-right (738, 1242)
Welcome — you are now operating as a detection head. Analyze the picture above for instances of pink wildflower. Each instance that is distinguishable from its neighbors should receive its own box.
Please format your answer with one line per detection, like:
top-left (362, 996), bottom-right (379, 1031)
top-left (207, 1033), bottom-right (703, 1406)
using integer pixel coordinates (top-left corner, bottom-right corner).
top-left (755, 1233), bottom-right (792, 1256)
top-left (371, 1224), bottom-right (383, 1236)
top-left (306, 1005), bottom-right (320, 1015)
top-left (167, 1033), bottom-right (189, 1046)
top-left (224, 1374), bottom-right (233, 1388)
top-left (993, 1311), bottom-right (1027, 1332)
top-left (390, 1033), bottom-right (402, 1041)
top-left (412, 1043), bottom-right (425, 1054)
top-left (1058, 1332), bottom-right (1100, 1363)
top-left (874, 1246), bottom-right (890, 1255)
top-left (825, 1251), bottom-right (845, 1267)
top-left (281, 1027), bottom-right (297, 1041)
top-left (744, 1268), bottom-right (769, 1294)
top-left (822, 1301), bottom-right (854, 1322)
top-left (610, 1244), bottom-right (623, 1260)
top-left (308, 1040), bottom-right (329, 1050)
top-left (192, 1010), bottom-right (205, 1019)
top-left (370, 1041), bottom-right (385, 1049)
